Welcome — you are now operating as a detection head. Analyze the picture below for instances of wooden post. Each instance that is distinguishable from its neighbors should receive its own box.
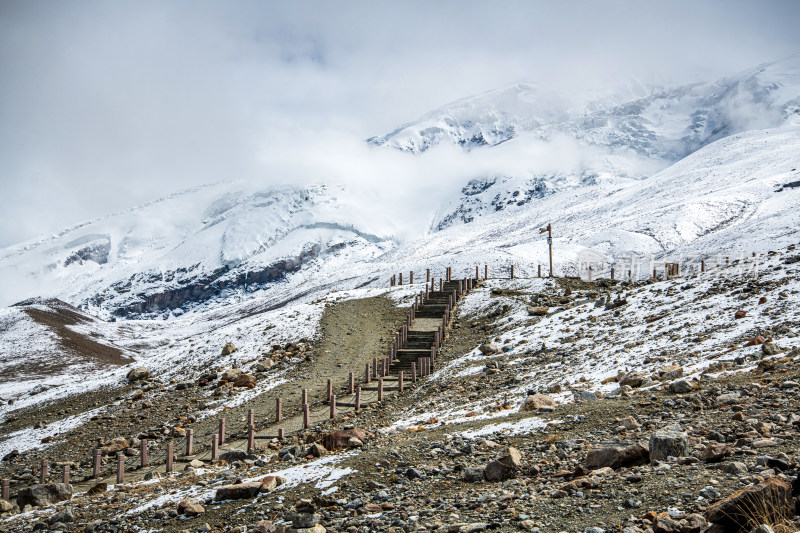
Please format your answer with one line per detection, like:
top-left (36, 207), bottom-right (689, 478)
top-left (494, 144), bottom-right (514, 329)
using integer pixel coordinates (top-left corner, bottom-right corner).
top-left (327, 378), bottom-right (333, 402)
top-left (211, 435), bottom-right (218, 461)
top-left (355, 386), bottom-right (361, 411)
top-left (701, 259), bottom-right (705, 272)
top-left (372, 358), bottom-right (378, 379)
top-left (248, 408), bottom-right (254, 428)
top-left (40, 459), bottom-right (48, 484)
top-left (412, 361), bottom-right (417, 382)
top-left (410, 271), bottom-right (414, 284)
top-left (2, 479), bottom-right (9, 501)
top-left (303, 403), bottom-right (310, 429)
top-left (611, 267), bottom-right (615, 280)
top-left (301, 388), bottom-right (308, 406)
top-left (349, 372), bottom-right (354, 394)
top-left (219, 418), bottom-right (226, 445)
top-left (166, 443), bottom-right (173, 473)
top-left (276, 398), bottom-right (282, 422)
top-left (247, 425), bottom-right (255, 454)
top-left (726, 257), bottom-right (730, 266)
top-left (399, 272), bottom-right (403, 285)
top-left (330, 395), bottom-right (336, 419)
top-left (187, 429), bottom-right (194, 456)
top-left (538, 264), bottom-right (541, 277)
top-left (62, 465), bottom-right (69, 485)
top-left (93, 449), bottom-right (100, 478)
top-left (116, 453), bottom-right (124, 484)
top-left (431, 345), bottom-right (436, 363)
top-left (378, 377), bottom-right (384, 401)
top-left (399, 370), bottom-right (404, 393)
top-left (426, 268), bottom-right (430, 282)
top-left (588, 266), bottom-right (593, 282)
top-left (278, 428), bottom-right (284, 440)
top-left (365, 363), bottom-right (371, 384)
top-left (484, 265), bottom-right (488, 279)
top-left (653, 267), bottom-right (657, 280)
top-left (141, 439), bottom-right (148, 468)
top-left (511, 265), bottom-right (514, 279)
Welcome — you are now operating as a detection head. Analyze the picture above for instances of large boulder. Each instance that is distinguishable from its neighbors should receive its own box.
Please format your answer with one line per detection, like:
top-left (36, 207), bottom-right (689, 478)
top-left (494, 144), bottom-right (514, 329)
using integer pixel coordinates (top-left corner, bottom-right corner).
top-left (706, 478), bottom-right (792, 532)
top-left (619, 371), bottom-right (645, 388)
top-left (585, 442), bottom-right (649, 470)
top-left (484, 446), bottom-right (523, 481)
top-left (233, 373), bottom-right (257, 388)
top-left (322, 428), bottom-right (371, 450)
top-left (215, 481), bottom-right (263, 500)
top-left (479, 342), bottom-right (501, 355)
top-left (221, 342), bottom-right (237, 356)
top-left (177, 498), bottom-right (205, 516)
top-left (649, 424), bottom-right (688, 462)
top-left (126, 367), bottom-right (149, 382)
top-left (520, 393), bottom-right (555, 412)
top-left (17, 483), bottom-right (73, 507)
top-left (100, 437), bottom-right (129, 455)
top-left (219, 449), bottom-right (256, 463)
top-left (221, 368), bottom-right (243, 382)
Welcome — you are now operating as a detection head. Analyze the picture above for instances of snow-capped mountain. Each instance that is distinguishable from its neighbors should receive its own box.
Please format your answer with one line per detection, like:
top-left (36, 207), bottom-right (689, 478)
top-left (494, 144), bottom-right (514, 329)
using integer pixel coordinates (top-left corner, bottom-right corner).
top-left (1, 55), bottom-right (799, 321)
top-left (370, 54), bottom-right (800, 157)
top-left (0, 183), bottom-right (397, 315)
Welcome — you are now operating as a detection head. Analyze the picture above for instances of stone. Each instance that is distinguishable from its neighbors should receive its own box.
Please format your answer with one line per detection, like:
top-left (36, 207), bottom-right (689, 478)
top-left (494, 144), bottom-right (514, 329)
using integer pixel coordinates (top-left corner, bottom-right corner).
top-left (699, 486), bottom-right (722, 500)
top-left (498, 446), bottom-right (522, 468)
top-left (761, 342), bottom-right (781, 356)
top-left (259, 475), bottom-right (285, 492)
top-left (479, 343), bottom-right (501, 355)
top-left (585, 442), bottom-right (649, 469)
top-left (219, 449), bottom-right (254, 463)
top-left (682, 514), bottom-right (708, 533)
top-left (0, 500), bottom-right (13, 513)
top-left (721, 462), bottom-right (748, 475)
top-left (484, 460), bottom-right (514, 482)
top-left (100, 437), bottom-right (129, 455)
top-left (749, 525), bottom-right (774, 533)
top-left (256, 360), bottom-right (274, 372)
top-left (574, 390), bottom-right (598, 402)
top-left (86, 482), bottom-right (107, 495)
top-left (321, 428), bottom-right (370, 450)
top-left (653, 515), bottom-right (683, 533)
top-left (307, 443), bottom-right (328, 457)
top-left (233, 373), bottom-right (257, 388)
top-left (529, 307), bottom-right (549, 316)
top-left (669, 380), bottom-right (693, 394)
top-left (126, 367), bottom-right (149, 382)
top-left (463, 467), bottom-right (485, 483)
top-left (187, 458), bottom-right (205, 469)
top-left (735, 310), bottom-right (747, 319)
top-left (48, 507), bottom-right (74, 524)
top-left (17, 483), bottom-right (73, 507)
top-left (619, 371), bottom-right (645, 388)
top-left (215, 481), bottom-right (263, 500)
top-left (716, 392), bottom-right (740, 405)
top-left (221, 342), bottom-right (237, 355)
top-left (292, 512), bottom-right (321, 528)
top-left (178, 498), bottom-right (205, 516)
top-left (659, 365), bottom-right (684, 380)
top-left (520, 393), bottom-right (555, 412)
top-left (700, 443), bottom-right (729, 463)
top-left (706, 478), bottom-right (792, 531)
top-left (649, 424), bottom-right (688, 461)
top-left (620, 416), bottom-right (640, 430)
top-left (251, 520), bottom-right (278, 533)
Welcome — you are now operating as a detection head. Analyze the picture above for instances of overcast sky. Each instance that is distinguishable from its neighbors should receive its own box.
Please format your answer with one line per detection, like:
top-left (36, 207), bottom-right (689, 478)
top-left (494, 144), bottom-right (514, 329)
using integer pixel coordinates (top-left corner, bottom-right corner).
top-left (1, 0), bottom-right (799, 247)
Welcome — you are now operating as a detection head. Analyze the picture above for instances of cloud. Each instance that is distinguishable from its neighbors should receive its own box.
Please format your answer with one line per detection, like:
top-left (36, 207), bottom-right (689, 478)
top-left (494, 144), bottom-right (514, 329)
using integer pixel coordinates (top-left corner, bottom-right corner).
top-left (1, 0), bottom-right (799, 246)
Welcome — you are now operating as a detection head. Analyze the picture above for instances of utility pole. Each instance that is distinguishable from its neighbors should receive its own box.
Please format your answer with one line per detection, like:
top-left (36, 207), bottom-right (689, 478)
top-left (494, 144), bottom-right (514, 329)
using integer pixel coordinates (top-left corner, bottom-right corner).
top-left (539, 223), bottom-right (553, 277)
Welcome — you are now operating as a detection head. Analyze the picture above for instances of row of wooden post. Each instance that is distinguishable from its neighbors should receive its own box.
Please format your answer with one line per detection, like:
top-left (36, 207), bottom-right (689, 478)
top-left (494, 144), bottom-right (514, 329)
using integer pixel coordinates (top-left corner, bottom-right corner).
top-left (1, 268), bottom-right (474, 502)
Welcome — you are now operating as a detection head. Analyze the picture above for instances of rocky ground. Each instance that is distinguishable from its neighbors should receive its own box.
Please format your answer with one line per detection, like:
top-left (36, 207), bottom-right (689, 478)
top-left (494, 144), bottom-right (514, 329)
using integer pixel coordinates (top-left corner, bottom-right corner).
top-left (1, 247), bottom-right (800, 533)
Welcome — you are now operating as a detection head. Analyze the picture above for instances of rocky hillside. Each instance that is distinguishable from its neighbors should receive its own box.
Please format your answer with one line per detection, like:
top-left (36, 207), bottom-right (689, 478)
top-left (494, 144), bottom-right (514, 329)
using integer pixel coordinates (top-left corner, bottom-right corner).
top-left (0, 243), bottom-right (798, 533)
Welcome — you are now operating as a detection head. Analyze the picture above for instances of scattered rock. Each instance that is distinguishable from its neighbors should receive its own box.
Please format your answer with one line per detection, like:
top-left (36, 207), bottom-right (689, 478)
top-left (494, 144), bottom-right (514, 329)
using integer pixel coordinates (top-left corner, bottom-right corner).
top-left (520, 393), bottom-right (555, 412)
top-left (649, 424), bottom-right (688, 461)
top-left (221, 342), bottom-right (237, 355)
top-left (700, 443), bottom-right (729, 463)
top-left (761, 342), bottom-right (781, 356)
top-left (669, 380), bottom-right (693, 394)
top-left (215, 482), bottom-right (263, 500)
top-left (126, 367), bottom-right (149, 382)
top-left (178, 498), bottom-right (205, 516)
top-left (479, 342), bottom-right (501, 355)
top-left (17, 483), bottom-right (73, 507)
top-left (586, 442), bottom-right (649, 469)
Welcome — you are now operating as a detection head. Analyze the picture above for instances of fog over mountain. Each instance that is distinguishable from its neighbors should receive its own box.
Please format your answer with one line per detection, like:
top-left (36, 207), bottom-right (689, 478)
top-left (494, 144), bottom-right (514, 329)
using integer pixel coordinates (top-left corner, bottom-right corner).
top-left (1, 0), bottom-right (799, 246)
